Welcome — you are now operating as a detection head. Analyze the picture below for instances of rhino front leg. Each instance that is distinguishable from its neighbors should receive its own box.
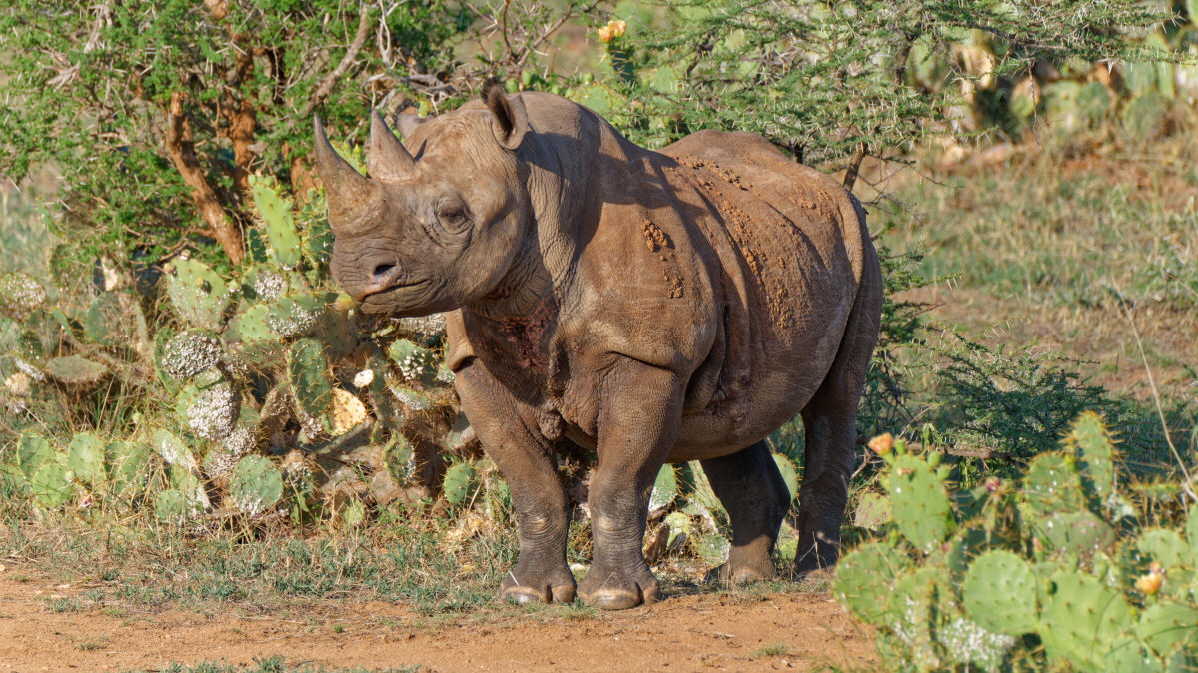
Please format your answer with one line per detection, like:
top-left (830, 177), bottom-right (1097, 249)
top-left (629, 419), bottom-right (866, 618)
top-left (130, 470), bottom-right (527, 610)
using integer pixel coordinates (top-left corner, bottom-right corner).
top-left (578, 358), bottom-right (683, 610)
top-left (454, 360), bottom-right (576, 604)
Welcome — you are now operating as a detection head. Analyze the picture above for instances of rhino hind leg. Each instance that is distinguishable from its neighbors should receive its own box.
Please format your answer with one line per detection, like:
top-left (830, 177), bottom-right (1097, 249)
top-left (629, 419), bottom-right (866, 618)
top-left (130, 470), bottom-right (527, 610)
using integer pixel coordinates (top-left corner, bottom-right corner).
top-left (700, 440), bottom-right (791, 583)
top-left (793, 249), bottom-right (883, 577)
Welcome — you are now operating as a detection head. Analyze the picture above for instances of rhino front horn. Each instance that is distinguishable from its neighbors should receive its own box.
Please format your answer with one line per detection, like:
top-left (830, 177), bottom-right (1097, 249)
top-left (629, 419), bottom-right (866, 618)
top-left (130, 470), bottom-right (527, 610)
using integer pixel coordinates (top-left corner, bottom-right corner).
top-left (368, 110), bottom-right (416, 181)
top-left (312, 115), bottom-right (375, 215)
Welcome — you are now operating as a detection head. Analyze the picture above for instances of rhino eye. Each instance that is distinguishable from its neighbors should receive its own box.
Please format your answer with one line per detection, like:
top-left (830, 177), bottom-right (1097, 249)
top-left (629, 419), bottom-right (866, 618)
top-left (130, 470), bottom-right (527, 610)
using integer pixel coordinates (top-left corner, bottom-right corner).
top-left (436, 200), bottom-right (470, 232)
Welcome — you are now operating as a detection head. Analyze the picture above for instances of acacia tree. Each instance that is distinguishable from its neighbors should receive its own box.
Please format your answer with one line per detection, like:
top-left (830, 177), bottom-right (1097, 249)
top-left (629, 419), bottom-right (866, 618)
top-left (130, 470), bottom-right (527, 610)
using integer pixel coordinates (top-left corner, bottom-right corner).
top-left (0, 0), bottom-right (469, 269)
top-left (592, 0), bottom-right (1168, 181)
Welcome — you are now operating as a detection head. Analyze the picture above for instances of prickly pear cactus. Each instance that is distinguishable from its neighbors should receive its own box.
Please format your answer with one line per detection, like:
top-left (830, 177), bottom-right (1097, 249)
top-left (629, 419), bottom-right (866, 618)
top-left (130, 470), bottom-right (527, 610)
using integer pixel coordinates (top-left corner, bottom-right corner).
top-left (166, 258), bottom-right (232, 330)
top-left (229, 454), bottom-right (284, 517)
top-left (249, 175), bottom-right (303, 270)
top-left (887, 453), bottom-right (952, 552)
top-left (836, 415), bottom-right (1198, 672)
top-left (0, 271), bottom-right (47, 320)
top-left (160, 330), bottom-right (223, 378)
top-left (962, 550), bottom-right (1039, 634)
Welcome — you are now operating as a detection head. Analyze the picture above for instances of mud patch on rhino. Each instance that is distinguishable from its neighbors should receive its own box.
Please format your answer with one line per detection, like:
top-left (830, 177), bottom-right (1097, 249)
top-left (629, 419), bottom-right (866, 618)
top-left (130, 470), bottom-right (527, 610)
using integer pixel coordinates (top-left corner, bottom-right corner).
top-left (641, 218), bottom-right (684, 299)
top-left (640, 219), bottom-right (673, 252)
top-left (667, 158), bottom-right (794, 328)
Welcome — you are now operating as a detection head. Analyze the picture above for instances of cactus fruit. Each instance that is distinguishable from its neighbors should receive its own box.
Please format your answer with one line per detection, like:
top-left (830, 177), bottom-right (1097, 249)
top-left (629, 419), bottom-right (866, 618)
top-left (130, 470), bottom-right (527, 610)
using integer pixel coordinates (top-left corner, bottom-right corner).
top-left (0, 270), bottom-right (47, 320)
top-left (1039, 570), bottom-right (1132, 670)
top-left (888, 454), bottom-right (952, 552)
top-left (229, 454), bottom-right (284, 517)
top-left (160, 330), bottom-right (223, 378)
top-left (66, 432), bottom-right (106, 488)
top-left (962, 550), bottom-right (1039, 635)
top-left (166, 258), bottom-right (232, 330)
top-left (443, 460), bottom-right (478, 507)
top-left (249, 174), bottom-right (303, 270)
top-left (43, 355), bottom-right (109, 392)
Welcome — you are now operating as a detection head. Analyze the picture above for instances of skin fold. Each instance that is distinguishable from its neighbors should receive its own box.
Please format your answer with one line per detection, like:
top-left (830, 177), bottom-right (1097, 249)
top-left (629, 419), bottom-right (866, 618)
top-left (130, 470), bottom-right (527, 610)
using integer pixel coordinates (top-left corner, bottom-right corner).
top-left (314, 84), bottom-right (883, 609)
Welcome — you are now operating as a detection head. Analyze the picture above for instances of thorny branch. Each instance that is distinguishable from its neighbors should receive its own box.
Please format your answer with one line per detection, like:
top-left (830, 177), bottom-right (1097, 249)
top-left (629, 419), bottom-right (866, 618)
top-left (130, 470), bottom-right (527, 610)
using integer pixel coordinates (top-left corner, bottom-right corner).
top-left (307, 6), bottom-right (373, 115)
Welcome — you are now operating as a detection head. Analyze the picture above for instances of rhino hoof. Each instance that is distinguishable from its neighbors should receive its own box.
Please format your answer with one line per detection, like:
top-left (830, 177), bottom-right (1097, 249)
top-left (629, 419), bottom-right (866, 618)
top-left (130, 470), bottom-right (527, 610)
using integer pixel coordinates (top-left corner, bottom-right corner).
top-left (579, 583), bottom-right (662, 610)
top-left (704, 562), bottom-right (776, 584)
top-left (501, 583), bottom-right (576, 605)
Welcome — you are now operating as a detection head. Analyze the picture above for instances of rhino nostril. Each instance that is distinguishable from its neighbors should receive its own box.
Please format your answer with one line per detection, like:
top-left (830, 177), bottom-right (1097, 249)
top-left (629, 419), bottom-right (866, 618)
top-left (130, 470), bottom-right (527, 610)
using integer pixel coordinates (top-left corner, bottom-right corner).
top-left (372, 263), bottom-right (396, 281)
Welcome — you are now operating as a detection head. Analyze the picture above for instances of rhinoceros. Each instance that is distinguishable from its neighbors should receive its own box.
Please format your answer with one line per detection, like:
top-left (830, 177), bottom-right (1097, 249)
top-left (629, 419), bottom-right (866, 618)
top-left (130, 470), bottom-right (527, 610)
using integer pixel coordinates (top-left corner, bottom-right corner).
top-left (313, 84), bottom-right (882, 609)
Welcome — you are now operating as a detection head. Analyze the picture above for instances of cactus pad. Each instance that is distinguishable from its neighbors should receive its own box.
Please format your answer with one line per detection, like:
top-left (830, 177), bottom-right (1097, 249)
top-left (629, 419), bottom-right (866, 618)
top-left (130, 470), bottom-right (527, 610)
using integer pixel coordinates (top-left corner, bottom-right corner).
top-left (266, 294), bottom-right (329, 339)
top-left (105, 440), bottom-right (152, 496)
top-left (153, 429), bottom-right (198, 472)
top-left (962, 550), bottom-right (1039, 635)
top-left (888, 454), bottom-right (953, 551)
top-left (0, 271), bottom-right (47, 320)
top-left (443, 460), bottom-right (478, 506)
top-left (43, 355), bottom-right (110, 391)
top-left (1022, 452), bottom-right (1085, 517)
top-left (176, 376), bottom-right (239, 440)
top-left (229, 454), bottom-right (284, 517)
top-left (166, 258), bottom-right (231, 330)
top-left (328, 388), bottom-right (368, 436)
top-left (16, 433), bottom-right (53, 479)
top-left (30, 455), bottom-right (72, 509)
top-left (161, 330), bottom-right (223, 378)
top-left (1137, 603), bottom-right (1198, 659)
top-left (66, 432), bottom-right (107, 488)
top-left (649, 464), bottom-right (678, 516)
top-left (287, 338), bottom-right (332, 428)
top-left (833, 540), bottom-right (906, 624)
top-left (249, 174), bottom-right (303, 270)
top-left (1067, 411), bottom-right (1117, 504)
top-left (1040, 570), bottom-right (1132, 669)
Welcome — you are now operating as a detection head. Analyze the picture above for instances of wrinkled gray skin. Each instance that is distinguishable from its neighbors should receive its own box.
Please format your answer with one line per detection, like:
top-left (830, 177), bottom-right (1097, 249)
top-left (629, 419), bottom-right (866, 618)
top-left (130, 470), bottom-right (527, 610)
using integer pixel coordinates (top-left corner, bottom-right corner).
top-left (314, 85), bottom-right (882, 610)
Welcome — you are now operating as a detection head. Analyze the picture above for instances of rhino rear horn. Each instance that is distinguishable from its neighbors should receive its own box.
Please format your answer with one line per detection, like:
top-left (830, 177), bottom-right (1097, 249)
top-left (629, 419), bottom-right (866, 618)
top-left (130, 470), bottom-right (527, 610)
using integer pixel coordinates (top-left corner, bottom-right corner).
top-left (312, 115), bottom-right (375, 212)
top-left (483, 84), bottom-right (528, 151)
top-left (368, 110), bottom-right (416, 181)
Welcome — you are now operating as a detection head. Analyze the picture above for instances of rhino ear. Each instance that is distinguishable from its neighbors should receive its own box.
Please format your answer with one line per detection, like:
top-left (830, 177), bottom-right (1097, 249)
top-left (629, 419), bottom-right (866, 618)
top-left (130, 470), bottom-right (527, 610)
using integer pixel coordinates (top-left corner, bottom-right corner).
top-left (395, 111), bottom-right (427, 139)
top-left (483, 83), bottom-right (528, 151)
top-left (368, 110), bottom-right (415, 181)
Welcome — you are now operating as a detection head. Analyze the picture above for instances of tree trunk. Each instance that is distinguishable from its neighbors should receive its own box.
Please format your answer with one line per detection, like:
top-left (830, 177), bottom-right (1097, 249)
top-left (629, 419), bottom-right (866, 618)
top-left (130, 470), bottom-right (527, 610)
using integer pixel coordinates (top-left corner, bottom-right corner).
top-left (164, 91), bottom-right (244, 265)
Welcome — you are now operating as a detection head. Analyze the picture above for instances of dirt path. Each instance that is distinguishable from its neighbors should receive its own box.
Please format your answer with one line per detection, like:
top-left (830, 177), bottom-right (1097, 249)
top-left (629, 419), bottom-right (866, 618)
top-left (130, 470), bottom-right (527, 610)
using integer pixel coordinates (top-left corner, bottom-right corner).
top-left (0, 568), bottom-right (874, 672)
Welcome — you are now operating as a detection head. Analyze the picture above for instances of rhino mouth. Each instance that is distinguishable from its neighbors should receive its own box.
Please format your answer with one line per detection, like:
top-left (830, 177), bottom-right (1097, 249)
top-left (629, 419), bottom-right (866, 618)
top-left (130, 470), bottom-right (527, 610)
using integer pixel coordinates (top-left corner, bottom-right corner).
top-left (359, 279), bottom-right (434, 314)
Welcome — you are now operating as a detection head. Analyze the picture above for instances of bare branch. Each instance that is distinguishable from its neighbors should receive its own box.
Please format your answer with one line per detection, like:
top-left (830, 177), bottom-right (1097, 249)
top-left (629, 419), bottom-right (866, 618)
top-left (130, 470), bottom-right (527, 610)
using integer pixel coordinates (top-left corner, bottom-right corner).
top-left (307, 6), bottom-right (373, 114)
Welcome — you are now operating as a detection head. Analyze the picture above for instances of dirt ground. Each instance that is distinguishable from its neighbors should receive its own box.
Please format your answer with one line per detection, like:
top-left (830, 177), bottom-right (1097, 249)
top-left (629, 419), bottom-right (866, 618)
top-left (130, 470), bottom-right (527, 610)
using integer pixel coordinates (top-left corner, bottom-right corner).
top-left (0, 567), bottom-right (875, 673)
